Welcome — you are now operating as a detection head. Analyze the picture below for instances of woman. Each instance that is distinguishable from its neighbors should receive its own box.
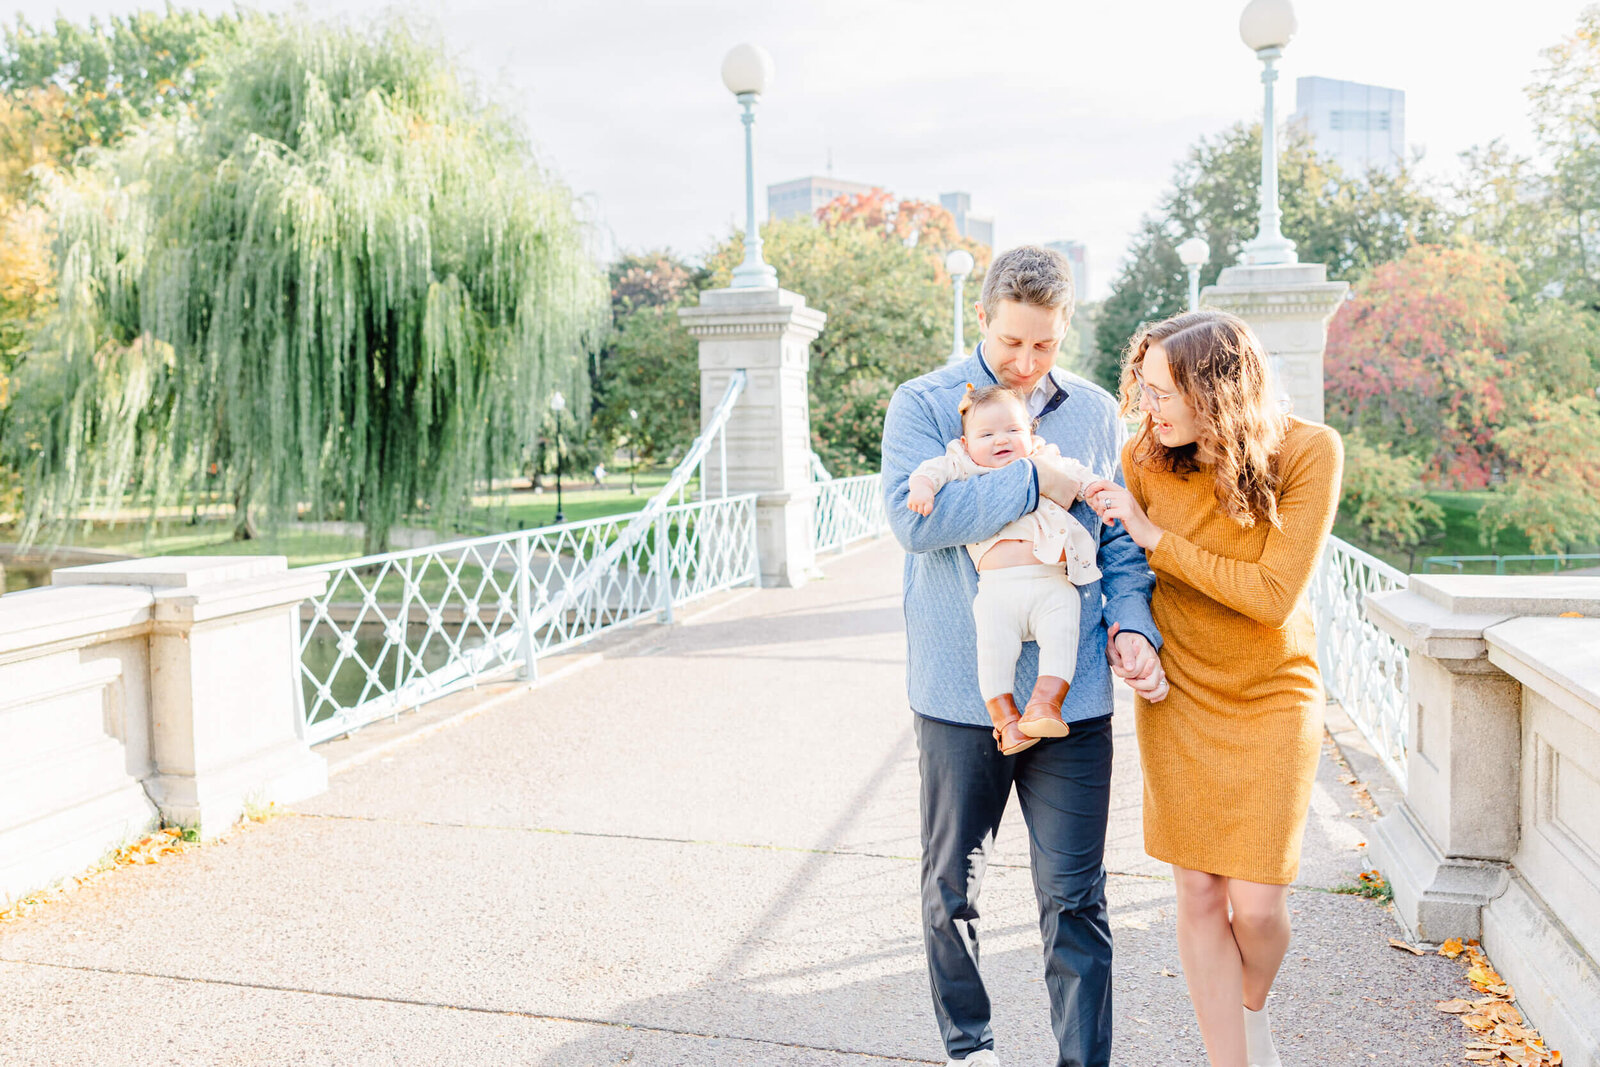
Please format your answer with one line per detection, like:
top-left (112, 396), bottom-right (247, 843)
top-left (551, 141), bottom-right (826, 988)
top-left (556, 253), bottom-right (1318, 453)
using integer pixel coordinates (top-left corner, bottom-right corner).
top-left (1083, 309), bottom-right (1343, 1067)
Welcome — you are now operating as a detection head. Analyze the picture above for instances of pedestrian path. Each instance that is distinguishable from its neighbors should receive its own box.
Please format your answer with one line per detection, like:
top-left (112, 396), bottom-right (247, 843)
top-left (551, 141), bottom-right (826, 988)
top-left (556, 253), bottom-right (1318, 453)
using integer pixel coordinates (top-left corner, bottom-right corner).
top-left (0, 539), bottom-right (1468, 1064)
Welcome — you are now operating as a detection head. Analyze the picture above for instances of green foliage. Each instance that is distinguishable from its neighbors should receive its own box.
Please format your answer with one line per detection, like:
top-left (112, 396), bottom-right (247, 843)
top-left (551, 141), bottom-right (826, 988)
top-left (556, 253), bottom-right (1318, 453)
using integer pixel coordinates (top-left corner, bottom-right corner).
top-left (1325, 243), bottom-right (1522, 488)
top-left (1479, 394), bottom-right (1600, 554)
top-left (1526, 6), bottom-right (1600, 312)
top-left (706, 211), bottom-right (984, 475)
top-left (1338, 431), bottom-right (1445, 552)
top-left (0, 8), bottom-right (241, 153)
top-left (1093, 123), bottom-right (1445, 389)
top-left (20, 16), bottom-right (606, 553)
top-left (1333, 869), bottom-right (1394, 905)
top-left (588, 251), bottom-right (705, 471)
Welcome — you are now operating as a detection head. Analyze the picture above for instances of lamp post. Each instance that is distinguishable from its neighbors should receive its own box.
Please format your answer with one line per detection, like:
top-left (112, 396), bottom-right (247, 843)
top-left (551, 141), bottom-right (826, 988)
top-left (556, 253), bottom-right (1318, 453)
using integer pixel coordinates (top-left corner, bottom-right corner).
top-left (628, 407), bottom-right (639, 496)
top-left (1238, 0), bottom-right (1299, 266)
top-left (721, 44), bottom-right (779, 289)
top-left (944, 248), bottom-right (975, 364)
top-left (549, 391), bottom-right (567, 524)
top-left (1177, 237), bottom-right (1211, 311)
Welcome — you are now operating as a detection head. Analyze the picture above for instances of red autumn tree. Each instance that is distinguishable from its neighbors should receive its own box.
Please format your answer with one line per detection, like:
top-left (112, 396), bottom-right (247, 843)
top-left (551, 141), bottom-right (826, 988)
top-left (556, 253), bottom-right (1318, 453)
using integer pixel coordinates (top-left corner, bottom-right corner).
top-left (1324, 243), bottom-right (1522, 488)
top-left (816, 189), bottom-right (986, 265)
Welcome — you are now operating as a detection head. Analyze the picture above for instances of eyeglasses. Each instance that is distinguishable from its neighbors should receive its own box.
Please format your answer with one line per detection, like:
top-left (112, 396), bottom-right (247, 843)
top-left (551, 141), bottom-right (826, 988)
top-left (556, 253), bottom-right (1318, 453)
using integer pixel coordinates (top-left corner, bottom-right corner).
top-left (1133, 370), bottom-right (1177, 414)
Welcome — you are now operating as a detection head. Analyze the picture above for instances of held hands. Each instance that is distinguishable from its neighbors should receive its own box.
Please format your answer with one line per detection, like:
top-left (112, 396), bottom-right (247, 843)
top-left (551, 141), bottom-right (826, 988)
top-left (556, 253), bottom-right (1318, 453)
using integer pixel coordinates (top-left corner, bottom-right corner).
top-left (1107, 622), bottom-right (1169, 702)
top-left (1082, 478), bottom-right (1162, 551)
top-left (906, 477), bottom-right (936, 517)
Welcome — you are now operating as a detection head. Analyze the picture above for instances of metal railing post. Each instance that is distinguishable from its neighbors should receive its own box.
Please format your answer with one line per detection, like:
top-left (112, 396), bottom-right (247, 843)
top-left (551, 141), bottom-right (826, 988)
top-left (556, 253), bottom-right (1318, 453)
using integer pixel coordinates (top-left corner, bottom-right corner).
top-left (515, 533), bottom-right (538, 681)
top-left (719, 424), bottom-right (728, 499)
top-left (656, 509), bottom-right (675, 624)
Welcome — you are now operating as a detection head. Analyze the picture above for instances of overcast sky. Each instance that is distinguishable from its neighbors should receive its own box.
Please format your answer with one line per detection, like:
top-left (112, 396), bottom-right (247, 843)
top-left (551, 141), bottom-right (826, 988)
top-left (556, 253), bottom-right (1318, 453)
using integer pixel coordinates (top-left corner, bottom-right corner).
top-left (11, 0), bottom-right (1593, 297)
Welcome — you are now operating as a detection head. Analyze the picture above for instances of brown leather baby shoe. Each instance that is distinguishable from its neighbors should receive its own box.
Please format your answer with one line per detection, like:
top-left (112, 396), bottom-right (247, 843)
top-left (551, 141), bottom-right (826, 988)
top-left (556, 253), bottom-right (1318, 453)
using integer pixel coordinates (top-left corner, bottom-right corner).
top-left (1018, 675), bottom-right (1072, 738)
top-left (985, 694), bottom-right (1039, 756)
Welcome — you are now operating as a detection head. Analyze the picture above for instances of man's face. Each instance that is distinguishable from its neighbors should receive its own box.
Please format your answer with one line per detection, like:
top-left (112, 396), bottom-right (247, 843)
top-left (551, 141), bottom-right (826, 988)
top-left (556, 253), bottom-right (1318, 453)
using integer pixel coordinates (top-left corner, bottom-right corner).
top-left (976, 299), bottom-right (1069, 393)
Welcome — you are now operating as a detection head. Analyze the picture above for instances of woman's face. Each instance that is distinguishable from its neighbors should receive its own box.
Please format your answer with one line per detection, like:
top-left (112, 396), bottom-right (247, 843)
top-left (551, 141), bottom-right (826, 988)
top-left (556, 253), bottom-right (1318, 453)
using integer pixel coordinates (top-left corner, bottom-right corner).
top-left (1139, 343), bottom-right (1199, 448)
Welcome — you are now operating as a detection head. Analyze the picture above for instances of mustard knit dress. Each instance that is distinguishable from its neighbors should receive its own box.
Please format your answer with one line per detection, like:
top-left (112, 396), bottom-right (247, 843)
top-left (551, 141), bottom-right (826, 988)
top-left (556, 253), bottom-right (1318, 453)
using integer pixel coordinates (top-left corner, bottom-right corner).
top-left (1122, 417), bottom-right (1344, 886)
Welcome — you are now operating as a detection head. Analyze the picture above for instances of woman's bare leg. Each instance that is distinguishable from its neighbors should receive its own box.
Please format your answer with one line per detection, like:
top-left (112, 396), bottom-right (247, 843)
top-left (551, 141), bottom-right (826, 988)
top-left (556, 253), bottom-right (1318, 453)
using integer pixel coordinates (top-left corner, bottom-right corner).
top-left (1172, 864), bottom-right (1247, 1067)
top-left (1226, 878), bottom-right (1292, 1011)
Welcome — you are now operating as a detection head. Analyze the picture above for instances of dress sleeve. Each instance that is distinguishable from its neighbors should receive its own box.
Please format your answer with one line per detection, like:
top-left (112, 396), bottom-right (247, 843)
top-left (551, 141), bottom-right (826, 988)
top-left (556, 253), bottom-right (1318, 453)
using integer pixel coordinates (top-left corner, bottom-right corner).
top-left (1146, 426), bottom-right (1344, 628)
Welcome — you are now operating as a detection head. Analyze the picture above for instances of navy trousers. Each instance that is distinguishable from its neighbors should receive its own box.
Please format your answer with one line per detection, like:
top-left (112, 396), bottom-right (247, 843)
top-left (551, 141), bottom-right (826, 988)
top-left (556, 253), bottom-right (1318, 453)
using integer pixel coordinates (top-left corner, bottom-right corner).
top-left (915, 712), bottom-right (1114, 1067)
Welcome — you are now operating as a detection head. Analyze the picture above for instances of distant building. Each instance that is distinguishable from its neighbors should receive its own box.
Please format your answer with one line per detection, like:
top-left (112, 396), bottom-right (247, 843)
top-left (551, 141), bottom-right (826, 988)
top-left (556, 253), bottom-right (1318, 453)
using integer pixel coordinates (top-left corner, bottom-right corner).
top-left (940, 192), bottom-right (994, 249)
top-left (1292, 76), bottom-right (1405, 177)
top-left (767, 176), bottom-right (880, 222)
top-left (1043, 240), bottom-right (1090, 304)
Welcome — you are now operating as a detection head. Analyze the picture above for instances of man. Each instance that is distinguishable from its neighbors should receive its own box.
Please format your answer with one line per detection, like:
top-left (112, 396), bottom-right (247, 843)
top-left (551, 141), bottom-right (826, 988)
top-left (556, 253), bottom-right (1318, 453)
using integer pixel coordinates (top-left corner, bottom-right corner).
top-left (881, 245), bottom-right (1167, 1067)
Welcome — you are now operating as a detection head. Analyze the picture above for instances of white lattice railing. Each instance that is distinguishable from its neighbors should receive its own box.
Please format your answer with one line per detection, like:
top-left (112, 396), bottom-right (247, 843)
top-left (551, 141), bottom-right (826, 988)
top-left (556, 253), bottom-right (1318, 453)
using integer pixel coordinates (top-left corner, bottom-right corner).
top-left (296, 373), bottom-right (757, 745)
top-left (812, 470), bottom-right (889, 556)
top-left (1309, 536), bottom-right (1411, 783)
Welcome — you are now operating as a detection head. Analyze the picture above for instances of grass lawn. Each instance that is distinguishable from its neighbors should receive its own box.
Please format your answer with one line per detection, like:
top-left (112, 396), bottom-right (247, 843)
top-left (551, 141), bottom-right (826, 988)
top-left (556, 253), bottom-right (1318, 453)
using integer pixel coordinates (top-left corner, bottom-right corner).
top-left (458, 469), bottom-right (692, 533)
top-left (3, 469), bottom-right (687, 595)
top-left (1335, 490), bottom-right (1600, 574)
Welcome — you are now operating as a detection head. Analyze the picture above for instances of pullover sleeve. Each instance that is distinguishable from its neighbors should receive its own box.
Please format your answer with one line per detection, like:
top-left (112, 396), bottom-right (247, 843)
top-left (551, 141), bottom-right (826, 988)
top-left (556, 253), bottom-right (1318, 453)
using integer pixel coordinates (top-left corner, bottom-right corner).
top-left (882, 383), bottom-right (1038, 554)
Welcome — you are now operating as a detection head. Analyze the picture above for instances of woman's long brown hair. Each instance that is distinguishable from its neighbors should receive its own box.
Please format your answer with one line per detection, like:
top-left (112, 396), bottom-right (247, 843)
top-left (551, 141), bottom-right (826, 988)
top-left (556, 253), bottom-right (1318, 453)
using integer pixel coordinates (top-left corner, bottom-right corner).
top-left (1118, 310), bottom-right (1288, 529)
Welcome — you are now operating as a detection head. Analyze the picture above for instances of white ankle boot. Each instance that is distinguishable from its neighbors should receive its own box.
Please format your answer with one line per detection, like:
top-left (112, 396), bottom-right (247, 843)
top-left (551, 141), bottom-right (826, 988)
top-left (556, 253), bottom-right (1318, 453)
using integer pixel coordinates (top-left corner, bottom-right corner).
top-left (947, 1050), bottom-right (999, 1066)
top-left (1243, 1003), bottom-right (1282, 1067)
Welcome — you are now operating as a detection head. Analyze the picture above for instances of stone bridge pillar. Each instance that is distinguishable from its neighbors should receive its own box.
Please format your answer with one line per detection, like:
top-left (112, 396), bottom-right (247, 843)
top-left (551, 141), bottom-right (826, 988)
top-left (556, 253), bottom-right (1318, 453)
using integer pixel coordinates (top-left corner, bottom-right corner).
top-left (1202, 263), bottom-right (1347, 424)
top-left (1364, 574), bottom-right (1600, 1065)
top-left (679, 286), bottom-right (826, 588)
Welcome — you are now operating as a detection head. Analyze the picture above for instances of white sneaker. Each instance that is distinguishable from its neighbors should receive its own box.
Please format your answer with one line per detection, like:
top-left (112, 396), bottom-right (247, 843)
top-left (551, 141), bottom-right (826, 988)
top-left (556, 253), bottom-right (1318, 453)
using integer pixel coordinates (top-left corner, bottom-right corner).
top-left (948, 1050), bottom-right (1000, 1066)
top-left (1243, 1003), bottom-right (1282, 1067)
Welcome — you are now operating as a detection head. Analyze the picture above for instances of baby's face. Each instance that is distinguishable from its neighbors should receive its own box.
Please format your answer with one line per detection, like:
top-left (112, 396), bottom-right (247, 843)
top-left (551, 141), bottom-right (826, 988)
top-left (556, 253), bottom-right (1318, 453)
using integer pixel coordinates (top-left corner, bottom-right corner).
top-left (962, 399), bottom-right (1033, 468)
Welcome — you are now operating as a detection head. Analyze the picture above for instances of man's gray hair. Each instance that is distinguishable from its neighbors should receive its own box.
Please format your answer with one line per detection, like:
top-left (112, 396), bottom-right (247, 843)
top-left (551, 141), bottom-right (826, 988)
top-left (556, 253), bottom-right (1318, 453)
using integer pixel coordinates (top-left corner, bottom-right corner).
top-left (979, 244), bottom-right (1076, 321)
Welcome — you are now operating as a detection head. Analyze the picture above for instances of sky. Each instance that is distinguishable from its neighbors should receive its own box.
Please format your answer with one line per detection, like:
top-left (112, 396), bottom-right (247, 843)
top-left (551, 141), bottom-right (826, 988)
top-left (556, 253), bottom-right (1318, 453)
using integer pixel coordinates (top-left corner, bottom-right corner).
top-left (10, 0), bottom-right (1593, 298)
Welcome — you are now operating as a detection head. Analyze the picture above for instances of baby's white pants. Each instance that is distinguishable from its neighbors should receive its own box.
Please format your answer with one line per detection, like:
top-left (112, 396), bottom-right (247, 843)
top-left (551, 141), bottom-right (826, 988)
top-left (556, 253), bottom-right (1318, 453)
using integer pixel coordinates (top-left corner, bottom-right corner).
top-left (972, 564), bottom-right (1082, 700)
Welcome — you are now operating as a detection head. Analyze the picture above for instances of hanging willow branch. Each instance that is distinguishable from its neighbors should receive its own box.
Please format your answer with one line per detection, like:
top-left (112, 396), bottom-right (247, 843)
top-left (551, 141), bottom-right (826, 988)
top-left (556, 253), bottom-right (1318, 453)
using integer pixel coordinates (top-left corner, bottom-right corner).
top-left (24, 16), bottom-right (607, 553)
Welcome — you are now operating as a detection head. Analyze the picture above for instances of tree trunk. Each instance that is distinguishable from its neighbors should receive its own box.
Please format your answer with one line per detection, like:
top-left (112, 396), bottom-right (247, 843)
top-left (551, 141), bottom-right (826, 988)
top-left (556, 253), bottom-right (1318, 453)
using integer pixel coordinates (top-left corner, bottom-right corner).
top-left (231, 481), bottom-right (259, 541)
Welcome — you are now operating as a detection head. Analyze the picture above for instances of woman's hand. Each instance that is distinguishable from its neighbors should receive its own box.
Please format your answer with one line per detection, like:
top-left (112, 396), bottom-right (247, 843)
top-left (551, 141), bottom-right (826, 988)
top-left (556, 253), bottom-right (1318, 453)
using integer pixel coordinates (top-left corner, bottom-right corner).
top-left (1082, 478), bottom-right (1163, 551)
top-left (1107, 622), bottom-right (1169, 702)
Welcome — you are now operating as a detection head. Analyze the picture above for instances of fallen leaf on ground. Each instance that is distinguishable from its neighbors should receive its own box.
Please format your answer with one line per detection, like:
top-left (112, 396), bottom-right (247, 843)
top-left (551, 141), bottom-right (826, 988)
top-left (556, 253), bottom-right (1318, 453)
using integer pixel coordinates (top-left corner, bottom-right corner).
top-left (1159, 968), bottom-right (1178, 977)
top-left (1389, 937), bottom-right (1425, 955)
top-left (1440, 937), bottom-right (1466, 958)
top-left (1437, 999), bottom-right (1475, 1014)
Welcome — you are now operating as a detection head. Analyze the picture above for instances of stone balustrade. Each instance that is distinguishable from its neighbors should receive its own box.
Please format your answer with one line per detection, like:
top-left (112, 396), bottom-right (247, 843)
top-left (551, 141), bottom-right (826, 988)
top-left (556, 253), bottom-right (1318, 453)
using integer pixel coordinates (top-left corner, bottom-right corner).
top-left (1365, 574), bottom-right (1600, 1067)
top-left (0, 556), bottom-right (329, 905)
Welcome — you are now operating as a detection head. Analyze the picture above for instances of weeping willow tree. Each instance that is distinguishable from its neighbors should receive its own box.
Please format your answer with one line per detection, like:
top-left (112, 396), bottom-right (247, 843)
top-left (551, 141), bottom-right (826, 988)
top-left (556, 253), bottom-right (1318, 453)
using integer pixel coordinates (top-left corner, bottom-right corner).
top-left (24, 16), bottom-right (606, 553)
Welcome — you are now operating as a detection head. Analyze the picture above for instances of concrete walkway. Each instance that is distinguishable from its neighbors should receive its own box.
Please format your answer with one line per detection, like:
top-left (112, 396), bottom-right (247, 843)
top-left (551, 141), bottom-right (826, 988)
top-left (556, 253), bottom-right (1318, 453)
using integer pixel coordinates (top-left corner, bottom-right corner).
top-left (1, 539), bottom-right (1469, 1065)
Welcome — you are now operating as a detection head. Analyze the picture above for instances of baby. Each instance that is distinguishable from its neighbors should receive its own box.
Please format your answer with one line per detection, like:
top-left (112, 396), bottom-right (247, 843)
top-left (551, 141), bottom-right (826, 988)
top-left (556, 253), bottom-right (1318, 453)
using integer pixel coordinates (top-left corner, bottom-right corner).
top-left (906, 384), bottom-right (1100, 756)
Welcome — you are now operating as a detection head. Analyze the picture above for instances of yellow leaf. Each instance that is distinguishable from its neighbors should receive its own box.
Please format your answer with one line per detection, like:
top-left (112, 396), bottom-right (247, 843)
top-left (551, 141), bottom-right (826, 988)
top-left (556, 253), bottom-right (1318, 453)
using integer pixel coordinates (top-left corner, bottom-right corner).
top-left (1440, 937), bottom-right (1466, 958)
top-left (1468, 963), bottom-right (1504, 988)
top-left (1558, 612), bottom-right (1583, 618)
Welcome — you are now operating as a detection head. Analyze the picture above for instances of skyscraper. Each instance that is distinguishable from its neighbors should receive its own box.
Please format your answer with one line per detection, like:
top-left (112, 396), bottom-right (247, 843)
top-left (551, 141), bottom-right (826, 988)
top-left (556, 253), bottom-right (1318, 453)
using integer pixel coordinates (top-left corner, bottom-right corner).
top-left (939, 192), bottom-right (994, 249)
top-left (1043, 241), bottom-right (1089, 304)
top-left (1292, 76), bottom-right (1406, 177)
top-left (767, 176), bottom-right (880, 222)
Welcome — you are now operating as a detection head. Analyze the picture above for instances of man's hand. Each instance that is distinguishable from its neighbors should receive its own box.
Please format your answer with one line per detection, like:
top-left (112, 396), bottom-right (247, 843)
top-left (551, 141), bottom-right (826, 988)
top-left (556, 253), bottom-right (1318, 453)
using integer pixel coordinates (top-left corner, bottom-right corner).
top-left (906, 477), bottom-right (936, 517)
top-left (1033, 453), bottom-right (1084, 509)
top-left (1107, 622), bottom-right (1169, 702)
